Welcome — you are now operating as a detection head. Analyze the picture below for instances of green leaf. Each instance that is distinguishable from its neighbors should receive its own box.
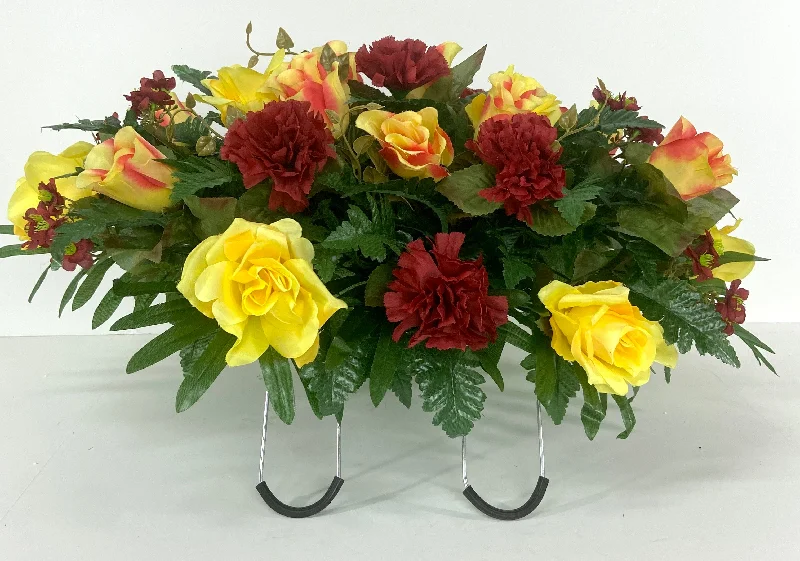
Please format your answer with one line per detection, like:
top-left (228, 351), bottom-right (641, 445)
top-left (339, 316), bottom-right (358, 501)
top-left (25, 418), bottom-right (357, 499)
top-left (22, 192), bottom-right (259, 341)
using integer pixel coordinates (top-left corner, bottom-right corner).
top-left (28, 264), bottom-right (51, 303)
top-left (414, 349), bottom-right (486, 437)
top-left (529, 202), bottom-right (596, 237)
top-left (423, 45), bottom-right (486, 101)
top-left (175, 330), bottom-right (236, 412)
top-left (72, 257), bottom-right (115, 311)
top-left (635, 163), bottom-right (688, 222)
top-left (554, 181), bottom-right (603, 227)
top-left (44, 114), bottom-right (122, 134)
top-left (112, 279), bottom-right (177, 297)
top-left (171, 65), bottom-right (214, 95)
top-left (163, 157), bottom-right (236, 202)
top-left (612, 394), bottom-right (636, 439)
top-left (184, 195), bottom-right (237, 238)
top-left (391, 366), bottom-right (413, 408)
top-left (0, 225), bottom-right (16, 235)
top-left (179, 331), bottom-right (216, 375)
top-left (733, 324), bottom-right (777, 374)
top-left (629, 278), bottom-right (739, 366)
top-left (528, 347), bottom-right (579, 425)
top-left (598, 109), bottom-right (663, 133)
top-left (369, 325), bottom-right (402, 406)
top-left (436, 164), bottom-right (501, 216)
top-left (621, 142), bottom-right (655, 164)
top-left (0, 244), bottom-right (49, 258)
top-left (473, 333), bottom-right (506, 391)
top-left (59, 268), bottom-right (89, 317)
top-left (717, 251), bottom-right (769, 265)
top-left (322, 201), bottom-right (399, 261)
top-left (110, 298), bottom-right (193, 331)
top-left (92, 283), bottom-right (126, 329)
top-left (127, 316), bottom-right (217, 374)
top-left (664, 366), bottom-right (672, 383)
top-left (502, 257), bottom-right (535, 289)
top-left (259, 348), bottom-right (296, 424)
top-left (497, 322), bottom-right (535, 353)
top-left (364, 263), bottom-right (395, 307)
top-left (576, 369), bottom-right (606, 440)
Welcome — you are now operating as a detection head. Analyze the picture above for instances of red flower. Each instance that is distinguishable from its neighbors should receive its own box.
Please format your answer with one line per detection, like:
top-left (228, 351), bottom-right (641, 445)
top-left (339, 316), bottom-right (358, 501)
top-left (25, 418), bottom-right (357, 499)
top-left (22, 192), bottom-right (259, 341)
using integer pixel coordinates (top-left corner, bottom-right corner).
top-left (630, 124), bottom-right (664, 145)
top-left (356, 37), bottom-right (449, 91)
top-left (684, 231), bottom-right (720, 281)
top-left (125, 70), bottom-right (176, 115)
top-left (37, 178), bottom-right (66, 211)
top-left (62, 239), bottom-right (94, 272)
top-left (23, 202), bottom-right (64, 250)
top-left (384, 232), bottom-right (508, 351)
top-left (220, 100), bottom-right (335, 213)
top-left (716, 279), bottom-right (748, 336)
top-left (471, 113), bottom-right (566, 224)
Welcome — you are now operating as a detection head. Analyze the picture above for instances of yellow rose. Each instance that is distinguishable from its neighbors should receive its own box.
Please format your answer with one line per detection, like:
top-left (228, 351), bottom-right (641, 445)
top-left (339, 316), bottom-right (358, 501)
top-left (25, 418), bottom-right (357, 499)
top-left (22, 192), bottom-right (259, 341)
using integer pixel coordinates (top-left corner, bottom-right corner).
top-left (538, 280), bottom-right (678, 395)
top-left (710, 219), bottom-right (756, 281)
top-left (7, 141), bottom-right (94, 239)
top-left (196, 56), bottom-right (286, 123)
top-left (177, 218), bottom-right (347, 367)
top-left (76, 126), bottom-right (175, 212)
top-left (466, 65), bottom-right (562, 136)
top-left (355, 107), bottom-right (454, 181)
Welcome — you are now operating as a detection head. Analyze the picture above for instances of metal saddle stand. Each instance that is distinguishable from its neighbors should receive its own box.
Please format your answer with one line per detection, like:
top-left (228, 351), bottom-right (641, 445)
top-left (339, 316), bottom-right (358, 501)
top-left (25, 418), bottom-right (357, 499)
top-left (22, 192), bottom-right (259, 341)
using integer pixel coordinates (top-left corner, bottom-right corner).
top-left (254, 390), bottom-right (549, 520)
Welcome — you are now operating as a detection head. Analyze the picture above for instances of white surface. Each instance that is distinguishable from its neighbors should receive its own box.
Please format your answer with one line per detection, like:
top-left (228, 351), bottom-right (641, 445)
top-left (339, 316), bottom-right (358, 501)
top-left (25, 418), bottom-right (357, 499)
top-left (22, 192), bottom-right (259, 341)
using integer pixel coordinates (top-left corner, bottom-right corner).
top-left (0, 324), bottom-right (797, 560)
top-left (1, 0), bottom-right (799, 336)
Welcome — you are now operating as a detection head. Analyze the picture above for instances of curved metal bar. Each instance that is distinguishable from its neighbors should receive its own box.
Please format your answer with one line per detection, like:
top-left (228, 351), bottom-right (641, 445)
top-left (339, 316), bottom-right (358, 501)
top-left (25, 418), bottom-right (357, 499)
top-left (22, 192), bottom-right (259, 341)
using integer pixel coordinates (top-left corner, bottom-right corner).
top-left (255, 391), bottom-right (344, 518)
top-left (461, 400), bottom-right (549, 520)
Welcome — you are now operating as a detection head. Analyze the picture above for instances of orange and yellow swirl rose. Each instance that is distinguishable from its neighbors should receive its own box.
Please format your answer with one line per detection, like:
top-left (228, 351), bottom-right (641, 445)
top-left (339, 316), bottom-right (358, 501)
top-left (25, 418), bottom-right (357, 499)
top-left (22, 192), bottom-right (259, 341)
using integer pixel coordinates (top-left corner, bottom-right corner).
top-left (466, 65), bottom-right (562, 136)
top-left (538, 280), bottom-right (678, 396)
top-left (355, 107), bottom-right (454, 181)
top-left (76, 126), bottom-right (175, 212)
top-left (177, 218), bottom-right (347, 367)
top-left (647, 116), bottom-right (736, 200)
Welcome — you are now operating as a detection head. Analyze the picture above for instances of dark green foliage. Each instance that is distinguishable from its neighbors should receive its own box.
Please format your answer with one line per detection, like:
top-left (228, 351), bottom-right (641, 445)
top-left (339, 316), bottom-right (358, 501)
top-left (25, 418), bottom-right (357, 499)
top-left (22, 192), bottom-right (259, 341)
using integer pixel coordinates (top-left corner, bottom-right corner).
top-left (322, 198), bottom-right (401, 261)
top-left (72, 257), bottom-right (115, 311)
top-left (526, 345), bottom-right (579, 425)
top-left (733, 325), bottom-right (777, 374)
top-left (127, 313), bottom-right (217, 374)
top-left (171, 65), bottom-right (214, 95)
top-left (369, 324), bottom-right (403, 406)
top-left (176, 330), bottom-right (237, 412)
top-left (163, 157), bottom-right (237, 202)
top-left (59, 268), bottom-right (89, 317)
top-left (45, 114), bottom-right (122, 134)
top-left (612, 394), bottom-right (636, 439)
top-left (259, 348), bottom-right (296, 424)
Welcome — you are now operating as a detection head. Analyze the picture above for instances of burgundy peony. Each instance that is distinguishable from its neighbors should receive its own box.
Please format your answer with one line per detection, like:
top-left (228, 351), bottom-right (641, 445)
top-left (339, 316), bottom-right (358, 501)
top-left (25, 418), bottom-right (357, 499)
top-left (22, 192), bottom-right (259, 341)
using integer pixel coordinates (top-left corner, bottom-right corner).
top-left (220, 100), bottom-right (335, 213)
top-left (684, 231), bottom-right (720, 281)
top-left (384, 232), bottom-right (508, 351)
top-left (62, 239), bottom-right (94, 272)
top-left (716, 279), bottom-right (748, 336)
top-left (472, 113), bottom-right (566, 224)
top-left (356, 36), bottom-right (450, 91)
top-left (125, 70), bottom-right (176, 115)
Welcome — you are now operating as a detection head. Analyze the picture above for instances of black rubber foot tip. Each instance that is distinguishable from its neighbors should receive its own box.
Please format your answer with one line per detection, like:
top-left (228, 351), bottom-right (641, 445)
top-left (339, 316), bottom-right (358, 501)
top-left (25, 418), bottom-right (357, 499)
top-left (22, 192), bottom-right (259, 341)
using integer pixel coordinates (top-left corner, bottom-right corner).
top-left (463, 476), bottom-right (549, 521)
top-left (256, 476), bottom-right (344, 518)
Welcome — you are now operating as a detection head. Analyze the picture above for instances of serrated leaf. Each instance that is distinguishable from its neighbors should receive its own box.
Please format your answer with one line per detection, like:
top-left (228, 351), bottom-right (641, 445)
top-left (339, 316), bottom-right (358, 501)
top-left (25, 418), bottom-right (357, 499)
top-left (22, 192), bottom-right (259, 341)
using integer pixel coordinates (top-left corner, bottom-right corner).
top-left (195, 135), bottom-right (216, 156)
top-left (127, 315), bottom-right (217, 374)
top-left (622, 142), bottom-right (656, 164)
top-left (110, 298), bottom-right (193, 331)
top-left (171, 65), bottom-right (213, 95)
top-left (364, 263), bottom-right (395, 306)
top-left (612, 394), bottom-right (636, 439)
top-left (112, 279), bottom-right (177, 297)
top-left (497, 322), bottom-right (535, 353)
top-left (558, 104), bottom-right (578, 130)
top-left (391, 366), bottom-right (413, 408)
top-left (175, 329), bottom-right (236, 412)
top-left (163, 156), bottom-right (236, 202)
top-left (528, 347), bottom-right (579, 424)
top-left (629, 278), bottom-right (739, 366)
top-left (436, 164), bottom-right (501, 216)
top-left (259, 348), bottom-right (296, 424)
top-left (369, 325), bottom-right (402, 406)
top-left (413, 349), bottom-right (486, 437)
top-left (576, 369), bottom-right (606, 440)
top-left (179, 331), bottom-right (216, 376)
top-left (502, 257), bottom-right (535, 289)
top-left (44, 114), bottom-right (122, 134)
top-left (72, 257), bottom-right (115, 311)
top-left (423, 45), bottom-right (486, 101)
top-left (322, 201), bottom-right (399, 261)
top-left (554, 180), bottom-right (603, 227)
top-left (473, 333), bottom-right (506, 391)
top-left (598, 109), bottom-right (663, 132)
top-left (529, 202), bottom-right (596, 236)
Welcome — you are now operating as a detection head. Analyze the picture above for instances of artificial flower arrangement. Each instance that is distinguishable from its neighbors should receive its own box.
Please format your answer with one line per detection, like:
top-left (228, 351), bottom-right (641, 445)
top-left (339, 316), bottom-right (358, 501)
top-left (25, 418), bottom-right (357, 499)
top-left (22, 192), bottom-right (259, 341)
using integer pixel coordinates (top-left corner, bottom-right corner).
top-left (2, 27), bottom-right (775, 447)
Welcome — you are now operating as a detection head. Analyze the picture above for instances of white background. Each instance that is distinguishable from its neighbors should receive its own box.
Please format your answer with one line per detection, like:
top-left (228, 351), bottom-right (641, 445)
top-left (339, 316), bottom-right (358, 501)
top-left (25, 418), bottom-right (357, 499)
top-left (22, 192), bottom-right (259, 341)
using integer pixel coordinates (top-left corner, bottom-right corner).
top-left (1, 0), bottom-right (798, 335)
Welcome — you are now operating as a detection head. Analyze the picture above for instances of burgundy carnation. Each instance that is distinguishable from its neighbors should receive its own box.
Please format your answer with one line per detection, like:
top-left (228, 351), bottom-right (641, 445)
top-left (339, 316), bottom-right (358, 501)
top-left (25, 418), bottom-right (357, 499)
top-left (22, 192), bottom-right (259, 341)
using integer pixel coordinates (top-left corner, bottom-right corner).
top-left (125, 70), bottom-right (176, 115)
top-left (629, 123), bottom-right (664, 145)
top-left (684, 231), bottom-right (720, 281)
top-left (356, 36), bottom-right (449, 91)
top-left (471, 113), bottom-right (566, 224)
top-left (220, 100), bottom-right (335, 213)
top-left (62, 239), bottom-right (94, 272)
top-left (384, 232), bottom-right (508, 351)
top-left (716, 279), bottom-right (748, 336)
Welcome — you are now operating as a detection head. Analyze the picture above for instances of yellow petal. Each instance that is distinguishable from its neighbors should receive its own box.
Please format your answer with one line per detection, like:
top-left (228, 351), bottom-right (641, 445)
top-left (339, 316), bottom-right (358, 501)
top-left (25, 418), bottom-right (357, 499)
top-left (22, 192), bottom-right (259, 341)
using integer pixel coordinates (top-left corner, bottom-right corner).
top-left (356, 110), bottom-right (392, 140)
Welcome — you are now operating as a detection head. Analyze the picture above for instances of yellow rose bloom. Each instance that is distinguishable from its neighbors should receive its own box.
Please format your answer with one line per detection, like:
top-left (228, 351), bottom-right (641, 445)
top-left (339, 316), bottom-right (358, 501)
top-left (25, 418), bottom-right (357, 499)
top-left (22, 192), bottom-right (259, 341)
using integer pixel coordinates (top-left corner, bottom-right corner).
top-left (538, 280), bottom-right (678, 396)
top-left (710, 219), bottom-right (756, 281)
top-left (7, 141), bottom-right (94, 239)
top-left (196, 55), bottom-right (286, 123)
top-left (177, 218), bottom-right (347, 367)
top-left (466, 65), bottom-right (562, 136)
top-left (355, 107), bottom-right (454, 181)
